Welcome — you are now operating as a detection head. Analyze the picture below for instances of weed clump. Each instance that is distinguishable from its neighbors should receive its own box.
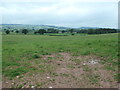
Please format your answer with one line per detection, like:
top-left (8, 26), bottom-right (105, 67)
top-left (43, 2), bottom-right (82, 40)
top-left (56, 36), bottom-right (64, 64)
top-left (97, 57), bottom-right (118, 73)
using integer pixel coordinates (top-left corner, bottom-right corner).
top-left (42, 52), bottom-right (51, 55)
top-left (32, 54), bottom-right (39, 58)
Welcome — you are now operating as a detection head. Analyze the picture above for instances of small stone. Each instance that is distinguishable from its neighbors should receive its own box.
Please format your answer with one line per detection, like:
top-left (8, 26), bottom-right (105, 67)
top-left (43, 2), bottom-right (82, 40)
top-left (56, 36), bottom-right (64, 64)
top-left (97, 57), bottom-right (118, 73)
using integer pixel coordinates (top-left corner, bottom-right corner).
top-left (6, 82), bottom-right (8, 84)
top-left (47, 77), bottom-right (50, 79)
top-left (31, 86), bottom-right (35, 88)
top-left (16, 76), bottom-right (20, 78)
top-left (83, 63), bottom-right (86, 65)
top-left (11, 83), bottom-right (14, 85)
top-left (49, 86), bottom-right (53, 88)
top-left (90, 60), bottom-right (98, 64)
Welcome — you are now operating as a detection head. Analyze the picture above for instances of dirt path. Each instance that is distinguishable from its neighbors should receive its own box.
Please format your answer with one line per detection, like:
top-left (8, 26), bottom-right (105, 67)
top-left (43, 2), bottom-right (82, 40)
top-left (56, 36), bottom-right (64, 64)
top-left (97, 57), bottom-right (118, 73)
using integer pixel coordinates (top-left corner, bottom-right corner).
top-left (2, 52), bottom-right (118, 88)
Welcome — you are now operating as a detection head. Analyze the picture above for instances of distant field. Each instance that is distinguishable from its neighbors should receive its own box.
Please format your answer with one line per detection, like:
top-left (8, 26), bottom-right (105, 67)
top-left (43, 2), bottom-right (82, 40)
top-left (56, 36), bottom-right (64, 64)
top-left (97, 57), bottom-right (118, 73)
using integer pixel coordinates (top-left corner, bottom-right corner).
top-left (2, 33), bottom-right (118, 88)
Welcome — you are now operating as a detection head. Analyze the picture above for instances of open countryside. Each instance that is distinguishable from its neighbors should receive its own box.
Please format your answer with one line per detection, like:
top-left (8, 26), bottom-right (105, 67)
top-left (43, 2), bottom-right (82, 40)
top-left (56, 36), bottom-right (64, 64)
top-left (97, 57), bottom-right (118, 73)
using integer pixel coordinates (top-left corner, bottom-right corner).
top-left (2, 24), bottom-right (119, 88)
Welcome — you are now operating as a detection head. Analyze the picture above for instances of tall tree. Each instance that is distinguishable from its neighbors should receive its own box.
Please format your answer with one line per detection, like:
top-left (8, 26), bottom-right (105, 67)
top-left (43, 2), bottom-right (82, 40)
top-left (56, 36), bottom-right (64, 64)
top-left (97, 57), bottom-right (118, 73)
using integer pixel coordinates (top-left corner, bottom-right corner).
top-left (15, 30), bottom-right (19, 33)
top-left (5, 30), bottom-right (10, 34)
top-left (47, 28), bottom-right (58, 33)
top-left (37, 29), bottom-right (46, 35)
top-left (22, 29), bottom-right (28, 34)
top-left (61, 30), bottom-right (66, 33)
top-left (68, 29), bottom-right (74, 33)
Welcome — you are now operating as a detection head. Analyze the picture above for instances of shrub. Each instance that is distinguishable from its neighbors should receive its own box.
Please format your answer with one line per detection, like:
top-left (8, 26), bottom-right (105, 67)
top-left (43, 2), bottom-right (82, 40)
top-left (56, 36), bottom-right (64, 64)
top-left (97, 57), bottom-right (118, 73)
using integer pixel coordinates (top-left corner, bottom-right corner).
top-left (5, 30), bottom-right (10, 34)
top-left (71, 33), bottom-right (75, 35)
top-left (22, 29), bottom-right (28, 34)
top-left (32, 54), bottom-right (39, 58)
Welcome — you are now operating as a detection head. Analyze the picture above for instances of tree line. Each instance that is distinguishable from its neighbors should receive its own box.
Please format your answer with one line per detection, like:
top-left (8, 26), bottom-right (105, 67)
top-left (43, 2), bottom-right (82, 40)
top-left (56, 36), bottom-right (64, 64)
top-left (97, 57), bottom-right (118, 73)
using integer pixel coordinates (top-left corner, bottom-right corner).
top-left (4, 28), bottom-right (118, 35)
top-left (76, 28), bottom-right (118, 34)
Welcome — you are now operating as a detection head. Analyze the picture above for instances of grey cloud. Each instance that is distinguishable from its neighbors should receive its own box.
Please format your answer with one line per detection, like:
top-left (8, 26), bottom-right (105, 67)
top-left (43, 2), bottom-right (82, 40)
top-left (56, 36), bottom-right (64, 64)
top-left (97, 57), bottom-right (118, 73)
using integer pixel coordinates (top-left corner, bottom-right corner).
top-left (1, 1), bottom-right (118, 28)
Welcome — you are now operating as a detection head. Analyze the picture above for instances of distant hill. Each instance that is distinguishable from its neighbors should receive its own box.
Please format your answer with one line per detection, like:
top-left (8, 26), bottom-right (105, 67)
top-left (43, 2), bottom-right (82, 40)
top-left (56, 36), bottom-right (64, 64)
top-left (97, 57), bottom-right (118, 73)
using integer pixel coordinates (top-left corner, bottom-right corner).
top-left (1, 24), bottom-right (71, 30)
top-left (1, 24), bottom-right (112, 31)
top-left (77, 27), bottom-right (99, 29)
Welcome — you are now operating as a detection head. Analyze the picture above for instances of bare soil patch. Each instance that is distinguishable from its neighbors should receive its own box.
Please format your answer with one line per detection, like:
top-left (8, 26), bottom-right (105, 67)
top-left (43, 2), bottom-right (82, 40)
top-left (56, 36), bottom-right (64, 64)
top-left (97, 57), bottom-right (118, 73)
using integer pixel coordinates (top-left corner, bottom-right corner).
top-left (2, 52), bottom-right (118, 88)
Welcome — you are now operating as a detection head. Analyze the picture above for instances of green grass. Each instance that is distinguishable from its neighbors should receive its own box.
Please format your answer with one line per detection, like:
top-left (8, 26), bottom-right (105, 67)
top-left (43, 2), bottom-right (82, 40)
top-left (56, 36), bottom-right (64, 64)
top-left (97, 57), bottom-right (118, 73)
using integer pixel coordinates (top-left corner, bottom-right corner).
top-left (2, 33), bottom-right (118, 78)
top-left (3, 67), bottom-right (28, 77)
top-left (0, 34), bottom-right (2, 81)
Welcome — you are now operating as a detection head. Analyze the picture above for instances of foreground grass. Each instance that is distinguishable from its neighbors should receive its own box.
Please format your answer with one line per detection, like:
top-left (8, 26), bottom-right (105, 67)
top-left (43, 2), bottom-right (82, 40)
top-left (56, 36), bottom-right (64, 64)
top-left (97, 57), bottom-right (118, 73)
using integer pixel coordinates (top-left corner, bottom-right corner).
top-left (2, 33), bottom-right (118, 80)
top-left (0, 34), bottom-right (2, 83)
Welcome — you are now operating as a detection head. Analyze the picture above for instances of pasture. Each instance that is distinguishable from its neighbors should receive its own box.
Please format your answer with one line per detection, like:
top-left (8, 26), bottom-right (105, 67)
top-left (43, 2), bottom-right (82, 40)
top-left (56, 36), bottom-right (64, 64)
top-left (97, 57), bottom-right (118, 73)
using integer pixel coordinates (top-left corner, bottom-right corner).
top-left (2, 33), bottom-right (118, 88)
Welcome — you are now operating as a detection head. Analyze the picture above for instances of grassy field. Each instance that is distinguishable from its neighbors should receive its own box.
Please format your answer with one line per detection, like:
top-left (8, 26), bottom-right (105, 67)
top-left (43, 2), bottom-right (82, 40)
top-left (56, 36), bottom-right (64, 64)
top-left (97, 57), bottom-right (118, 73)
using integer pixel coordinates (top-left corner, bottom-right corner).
top-left (0, 34), bottom-right (2, 88)
top-left (2, 33), bottom-right (118, 88)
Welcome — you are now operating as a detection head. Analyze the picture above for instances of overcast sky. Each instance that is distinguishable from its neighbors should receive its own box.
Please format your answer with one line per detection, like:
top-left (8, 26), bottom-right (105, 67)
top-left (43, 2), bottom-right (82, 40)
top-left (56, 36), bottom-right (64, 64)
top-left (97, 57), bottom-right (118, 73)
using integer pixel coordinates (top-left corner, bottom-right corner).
top-left (0, 0), bottom-right (119, 28)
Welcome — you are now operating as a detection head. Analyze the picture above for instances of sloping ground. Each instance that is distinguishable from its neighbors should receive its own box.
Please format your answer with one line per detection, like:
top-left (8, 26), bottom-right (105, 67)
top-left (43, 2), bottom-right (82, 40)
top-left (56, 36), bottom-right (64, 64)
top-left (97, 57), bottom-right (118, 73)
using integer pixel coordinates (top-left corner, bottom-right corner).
top-left (0, 34), bottom-right (2, 89)
top-left (2, 53), bottom-right (118, 88)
